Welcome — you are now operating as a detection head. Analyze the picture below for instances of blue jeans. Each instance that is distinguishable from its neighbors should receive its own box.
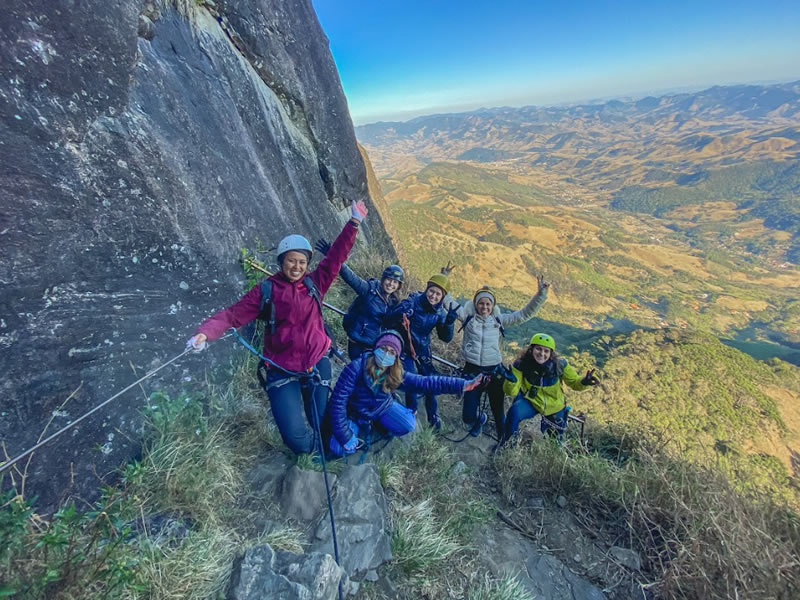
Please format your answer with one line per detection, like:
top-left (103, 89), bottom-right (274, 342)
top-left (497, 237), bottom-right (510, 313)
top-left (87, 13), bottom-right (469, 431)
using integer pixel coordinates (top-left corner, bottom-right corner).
top-left (265, 357), bottom-right (331, 455)
top-left (329, 401), bottom-right (416, 456)
top-left (503, 396), bottom-right (567, 444)
top-left (402, 355), bottom-right (439, 424)
top-left (461, 362), bottom-right (506, 438)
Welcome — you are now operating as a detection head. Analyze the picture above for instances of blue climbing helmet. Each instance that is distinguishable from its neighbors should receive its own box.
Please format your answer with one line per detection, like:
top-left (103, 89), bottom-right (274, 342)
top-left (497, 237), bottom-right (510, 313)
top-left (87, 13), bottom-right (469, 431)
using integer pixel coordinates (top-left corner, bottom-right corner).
top-left (277, 234), bottom-right (312, 262)
top-left (382, 265), bottom-right (404, 283)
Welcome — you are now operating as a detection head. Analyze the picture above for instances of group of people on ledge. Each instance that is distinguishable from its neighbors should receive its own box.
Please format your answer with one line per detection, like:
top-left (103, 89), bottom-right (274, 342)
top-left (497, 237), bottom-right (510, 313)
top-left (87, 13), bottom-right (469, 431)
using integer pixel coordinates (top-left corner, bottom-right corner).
top-left (186, 202), bottom-right (599, 458)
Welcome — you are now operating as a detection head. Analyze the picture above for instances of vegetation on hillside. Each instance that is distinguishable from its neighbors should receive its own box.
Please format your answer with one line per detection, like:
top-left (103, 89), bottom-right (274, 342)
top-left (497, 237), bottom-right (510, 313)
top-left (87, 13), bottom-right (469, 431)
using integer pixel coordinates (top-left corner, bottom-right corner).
top-left (0, 352), bottom-right (287, 599)
top-left (611, 160), bottom-right (800, 235)
top-left (384, 162), bottom-right (800, 367)
top-left (418, 162), bottom-right (552, 207)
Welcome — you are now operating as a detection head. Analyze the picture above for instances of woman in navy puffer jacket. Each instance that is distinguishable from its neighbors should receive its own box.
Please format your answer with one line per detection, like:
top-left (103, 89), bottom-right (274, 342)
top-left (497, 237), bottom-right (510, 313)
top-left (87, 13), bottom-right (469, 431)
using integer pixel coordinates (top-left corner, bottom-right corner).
top-left (315, 239), bottom-right (404, 360)
top-left (382, 273), bottom-right (459, 430)
top-left (327, 331), bottom-right (483, 456)
top-left (339, 263), bottom-right (404, 359)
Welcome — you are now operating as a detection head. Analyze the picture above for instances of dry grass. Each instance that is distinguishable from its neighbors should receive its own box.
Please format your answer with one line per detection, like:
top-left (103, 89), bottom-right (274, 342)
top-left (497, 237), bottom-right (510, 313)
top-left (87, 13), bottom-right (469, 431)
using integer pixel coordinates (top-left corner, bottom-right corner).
top-left (128, 528), bottom-right (238, 600)
top-left (466, 573), bottom-right (536, 600)
top-left (390, 499), bottom-right (463, 575)
top-left (493, 428), bottom-right (800, 600)
top-left (138, 422), bottom-right (243, 527)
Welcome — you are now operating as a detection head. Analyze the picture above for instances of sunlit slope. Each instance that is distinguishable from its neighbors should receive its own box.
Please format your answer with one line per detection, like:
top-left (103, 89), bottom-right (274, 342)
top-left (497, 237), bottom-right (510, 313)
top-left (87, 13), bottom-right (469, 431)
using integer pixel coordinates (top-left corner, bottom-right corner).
top-left (563, 328), bottom-right (800, 499)
top-left (383, 162), bottom-right (799, 361)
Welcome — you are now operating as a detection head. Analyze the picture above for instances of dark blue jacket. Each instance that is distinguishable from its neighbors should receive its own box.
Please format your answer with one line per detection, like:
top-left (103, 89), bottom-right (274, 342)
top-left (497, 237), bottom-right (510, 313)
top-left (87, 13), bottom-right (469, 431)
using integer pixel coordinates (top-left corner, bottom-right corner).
top-left (340, 264), bottom-right (400, 347)
top-left (384, 291), bottom-right (457, 361)
top-left (329, 354), bottom-right (466, 444)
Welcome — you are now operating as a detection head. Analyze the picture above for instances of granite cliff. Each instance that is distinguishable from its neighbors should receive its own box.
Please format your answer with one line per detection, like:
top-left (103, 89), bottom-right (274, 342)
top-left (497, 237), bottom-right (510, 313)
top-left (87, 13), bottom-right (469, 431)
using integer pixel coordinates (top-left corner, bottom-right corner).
top-left (0, 0), bottom-right (393, 508)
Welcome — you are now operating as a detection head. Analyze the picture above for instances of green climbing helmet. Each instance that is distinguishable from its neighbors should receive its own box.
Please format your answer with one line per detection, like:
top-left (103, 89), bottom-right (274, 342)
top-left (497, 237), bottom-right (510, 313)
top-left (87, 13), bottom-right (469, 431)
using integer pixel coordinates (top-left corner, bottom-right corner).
top-left (530, 333), bottom-right (555, 351)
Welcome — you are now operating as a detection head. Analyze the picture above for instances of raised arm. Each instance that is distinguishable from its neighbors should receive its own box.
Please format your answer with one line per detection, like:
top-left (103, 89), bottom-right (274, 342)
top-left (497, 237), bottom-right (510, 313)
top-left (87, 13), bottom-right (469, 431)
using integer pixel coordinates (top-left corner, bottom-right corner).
top-left (435, 306), bottom-right (458, 343)
top-left (312, 201), bottom-right (368, 294)
top-left (442, 295), bottom-right (466, 322)
top-left (339, 263), bottom-right (370, 297)
top-left (312, 221), bottom-right (359, 295)
top-left (562, 361), bottom-right (596, 392)
top-left (500, 275), bottom-right (549, 328)
top-left (328, 361), bottom-right (360, 445)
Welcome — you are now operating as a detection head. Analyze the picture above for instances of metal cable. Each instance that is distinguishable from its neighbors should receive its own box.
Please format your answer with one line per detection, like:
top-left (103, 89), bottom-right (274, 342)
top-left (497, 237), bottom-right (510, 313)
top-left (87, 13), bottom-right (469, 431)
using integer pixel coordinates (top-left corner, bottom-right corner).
top-left (1, 347), bottom-right (193, 475)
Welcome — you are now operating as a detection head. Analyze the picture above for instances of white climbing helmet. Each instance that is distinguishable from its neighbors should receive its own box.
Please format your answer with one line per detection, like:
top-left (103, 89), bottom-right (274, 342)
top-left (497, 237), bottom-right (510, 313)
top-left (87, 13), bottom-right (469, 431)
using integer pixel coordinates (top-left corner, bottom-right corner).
top-left (277, 234), bottom-right (313, 261)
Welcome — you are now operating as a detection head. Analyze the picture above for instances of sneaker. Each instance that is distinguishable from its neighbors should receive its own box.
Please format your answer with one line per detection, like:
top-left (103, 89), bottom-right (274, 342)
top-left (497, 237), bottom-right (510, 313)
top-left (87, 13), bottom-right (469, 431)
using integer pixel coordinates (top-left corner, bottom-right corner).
top-left (469, 412), bottom-right (487, 437)
top-left (429, 413), bottom-right (442, 431)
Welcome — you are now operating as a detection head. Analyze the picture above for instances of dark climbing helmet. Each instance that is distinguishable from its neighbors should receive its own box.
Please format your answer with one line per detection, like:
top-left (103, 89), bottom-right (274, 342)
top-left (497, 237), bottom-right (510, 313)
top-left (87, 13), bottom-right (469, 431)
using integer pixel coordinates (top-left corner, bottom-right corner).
top-left (382, 265), bottom-right (404, 283)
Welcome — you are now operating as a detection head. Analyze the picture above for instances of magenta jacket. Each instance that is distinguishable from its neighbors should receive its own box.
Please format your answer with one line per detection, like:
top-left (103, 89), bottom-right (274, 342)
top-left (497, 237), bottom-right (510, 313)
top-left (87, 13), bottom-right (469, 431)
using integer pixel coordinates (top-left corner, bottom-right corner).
top-left (197, 221), bottom-right (359, 372)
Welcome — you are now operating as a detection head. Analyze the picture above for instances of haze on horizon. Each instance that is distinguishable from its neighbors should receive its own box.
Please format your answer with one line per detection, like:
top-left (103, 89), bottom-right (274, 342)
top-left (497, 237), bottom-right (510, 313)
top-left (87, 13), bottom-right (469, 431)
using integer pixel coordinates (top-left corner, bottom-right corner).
top-left (312, 0), bottom-right (800, 125)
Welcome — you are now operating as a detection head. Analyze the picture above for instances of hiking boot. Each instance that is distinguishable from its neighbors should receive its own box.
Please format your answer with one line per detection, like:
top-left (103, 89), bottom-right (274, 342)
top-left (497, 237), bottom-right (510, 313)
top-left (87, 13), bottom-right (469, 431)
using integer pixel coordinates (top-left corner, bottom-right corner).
top-left (469, 412), bottom-right (487, 437)
top-left (429, 413), bottom-right (442, 432)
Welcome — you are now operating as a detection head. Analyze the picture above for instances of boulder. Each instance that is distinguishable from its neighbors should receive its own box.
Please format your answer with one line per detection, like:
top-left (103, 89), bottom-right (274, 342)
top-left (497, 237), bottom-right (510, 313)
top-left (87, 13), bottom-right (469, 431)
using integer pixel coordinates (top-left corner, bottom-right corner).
top-left (228, 544), bottom-right (343, 600)
top-left (311, 464), bottom-right (391, 579)
top-left (609, 546), bottom-right (642, 572)
top-left (280, 466), bottom-right (337, 522)
top-left (525, 553), bottom-right (606, 600)
top-left (476, 525), bottom-right (605, 600)
top-left (246, 452), bottom-right (293, 496)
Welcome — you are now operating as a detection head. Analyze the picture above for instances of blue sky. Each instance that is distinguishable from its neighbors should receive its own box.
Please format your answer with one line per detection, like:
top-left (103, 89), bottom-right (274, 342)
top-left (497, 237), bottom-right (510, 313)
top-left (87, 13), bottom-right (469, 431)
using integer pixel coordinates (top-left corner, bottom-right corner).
top-left (311, 0), bottom-right (800, 124)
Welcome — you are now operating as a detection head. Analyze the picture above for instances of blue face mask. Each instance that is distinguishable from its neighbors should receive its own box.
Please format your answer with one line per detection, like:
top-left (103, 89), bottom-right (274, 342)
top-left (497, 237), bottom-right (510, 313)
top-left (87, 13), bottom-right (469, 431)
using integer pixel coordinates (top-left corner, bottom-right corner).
top-left (374, 348), bottom-right (396, 368)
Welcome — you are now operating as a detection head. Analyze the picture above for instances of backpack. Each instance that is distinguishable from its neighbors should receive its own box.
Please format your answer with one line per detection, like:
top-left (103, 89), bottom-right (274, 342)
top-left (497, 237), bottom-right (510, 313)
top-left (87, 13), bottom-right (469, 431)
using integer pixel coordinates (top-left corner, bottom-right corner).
top-left (342, 294), bottom-right (363, 334)
top-left (257, 275), bottom-right (323, 335)
top-left (458, 314), bottom-right (505, 337)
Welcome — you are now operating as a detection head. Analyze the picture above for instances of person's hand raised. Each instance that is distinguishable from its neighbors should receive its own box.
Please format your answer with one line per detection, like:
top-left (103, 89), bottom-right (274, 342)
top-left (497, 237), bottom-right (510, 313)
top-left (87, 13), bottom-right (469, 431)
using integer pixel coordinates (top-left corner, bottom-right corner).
top-left (537, 274), bottom-right (550, 293)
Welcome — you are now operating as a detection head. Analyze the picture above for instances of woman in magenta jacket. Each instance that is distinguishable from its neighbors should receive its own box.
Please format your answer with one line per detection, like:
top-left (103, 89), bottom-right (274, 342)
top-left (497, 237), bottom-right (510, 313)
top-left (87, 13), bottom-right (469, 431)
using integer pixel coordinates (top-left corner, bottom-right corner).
top-left (186, 201), bottom-right (368, 454)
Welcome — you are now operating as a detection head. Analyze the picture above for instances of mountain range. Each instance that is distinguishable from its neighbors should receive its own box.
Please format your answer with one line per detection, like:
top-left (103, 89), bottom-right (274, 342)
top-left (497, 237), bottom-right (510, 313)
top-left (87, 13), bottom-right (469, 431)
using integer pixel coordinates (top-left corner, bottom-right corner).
top-left (353, 80), bottom-right (800, 507)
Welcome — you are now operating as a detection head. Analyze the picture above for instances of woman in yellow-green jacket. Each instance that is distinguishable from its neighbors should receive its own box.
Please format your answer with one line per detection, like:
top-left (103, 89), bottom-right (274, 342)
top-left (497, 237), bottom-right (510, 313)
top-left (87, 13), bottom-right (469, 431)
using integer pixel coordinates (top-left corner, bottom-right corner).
top-left (500, 333), bottom-right (599, 446)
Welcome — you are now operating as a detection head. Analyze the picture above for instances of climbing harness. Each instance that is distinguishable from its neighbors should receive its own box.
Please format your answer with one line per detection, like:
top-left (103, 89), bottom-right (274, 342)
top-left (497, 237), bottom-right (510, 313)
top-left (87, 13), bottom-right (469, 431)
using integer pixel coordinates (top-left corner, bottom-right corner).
top-left (230, 326), bottom-right (343, 600)
top-left (0, 338), bottom-right (227, 476)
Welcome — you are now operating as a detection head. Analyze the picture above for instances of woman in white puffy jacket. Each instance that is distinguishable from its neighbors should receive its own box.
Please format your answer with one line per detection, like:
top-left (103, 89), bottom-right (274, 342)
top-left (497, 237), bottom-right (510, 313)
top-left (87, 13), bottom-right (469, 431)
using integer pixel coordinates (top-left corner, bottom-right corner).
top-left (450, 275), bottom-right (549, 438)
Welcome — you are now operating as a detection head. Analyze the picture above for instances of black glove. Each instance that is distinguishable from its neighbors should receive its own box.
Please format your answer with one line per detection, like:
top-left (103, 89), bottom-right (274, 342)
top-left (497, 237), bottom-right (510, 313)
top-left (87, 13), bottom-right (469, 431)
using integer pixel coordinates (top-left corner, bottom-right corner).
top-left (445, 307), bottom-right (459, 325)
top-left (581, 369), bottom-right (600, 386)
top-left (493, 362), bottom-right (517, 383)
top-left (315, 239), bottom-right (331, 256)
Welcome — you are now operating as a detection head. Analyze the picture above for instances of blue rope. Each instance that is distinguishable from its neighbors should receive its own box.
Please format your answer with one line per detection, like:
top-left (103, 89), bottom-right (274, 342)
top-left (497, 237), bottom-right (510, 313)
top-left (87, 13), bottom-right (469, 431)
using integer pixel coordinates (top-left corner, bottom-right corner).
top-left (310, 392), bottom-right (344, 600)
top-left (230, 327), bottom-right (343, 600)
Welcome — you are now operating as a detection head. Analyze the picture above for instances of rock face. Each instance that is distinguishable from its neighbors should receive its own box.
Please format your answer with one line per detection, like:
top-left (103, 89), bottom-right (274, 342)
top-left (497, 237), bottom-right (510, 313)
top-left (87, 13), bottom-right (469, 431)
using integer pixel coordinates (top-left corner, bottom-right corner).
top-left (311, 464), bottom-right (392, 580)
top-left (477, 525), bottom-right (605, 600)
top-left (0, 0), bottom-right (393, 509)
top-left (280, 466), bottom-right (337, 522)
top-left (228, 544), bottom-right (344, 600)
